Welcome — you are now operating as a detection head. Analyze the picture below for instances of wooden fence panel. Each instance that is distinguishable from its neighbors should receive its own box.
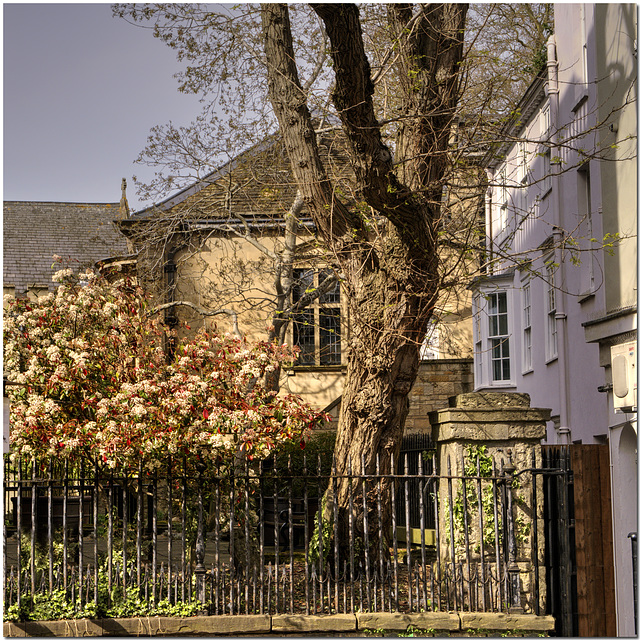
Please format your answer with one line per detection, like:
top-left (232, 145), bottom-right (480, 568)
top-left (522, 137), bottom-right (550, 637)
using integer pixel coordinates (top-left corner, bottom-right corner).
top-left (571, 444), bottom-right (616, 637)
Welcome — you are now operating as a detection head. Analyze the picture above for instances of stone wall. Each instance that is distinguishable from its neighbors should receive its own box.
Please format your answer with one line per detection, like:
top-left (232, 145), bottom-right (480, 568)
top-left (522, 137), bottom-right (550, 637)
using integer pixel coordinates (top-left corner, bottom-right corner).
top-left (404, 359), bottom-right (474, 434)
top-left (313, 358), bottom-right (474, 433)
top-left (4, 611), bottom-right (556, 636)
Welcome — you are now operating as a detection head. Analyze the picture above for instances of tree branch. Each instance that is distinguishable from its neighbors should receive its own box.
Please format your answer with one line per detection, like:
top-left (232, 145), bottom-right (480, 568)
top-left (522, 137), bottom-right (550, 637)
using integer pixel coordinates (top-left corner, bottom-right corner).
top-left (149, 301), bottom-right (241, 336)
top-left (261, 3), bottom-right (363, 247)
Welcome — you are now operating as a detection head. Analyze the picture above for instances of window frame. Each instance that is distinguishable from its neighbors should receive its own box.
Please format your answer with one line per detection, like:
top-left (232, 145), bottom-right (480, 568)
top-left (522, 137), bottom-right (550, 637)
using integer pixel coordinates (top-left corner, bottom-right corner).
top-left (540, 101), bottom-right (551, 140)
top-left (291, 268), bottom-right (343, 367)
top-left (474, 303), bottom-right (484, 386)
top-left (541, 150), bottom-right (552, 197)
top-left (473, 287), bottom-right (515, 388)
top-left (521, 279), bottom-right (533, 374)
top-left (488, 291), bottom-right (512, 383)
top-left (577, 164), bottom-right (596, 297)
top-left (498, 168), bottom-right (508, 232)
top-left (544, 260), bottom-right (559, 363)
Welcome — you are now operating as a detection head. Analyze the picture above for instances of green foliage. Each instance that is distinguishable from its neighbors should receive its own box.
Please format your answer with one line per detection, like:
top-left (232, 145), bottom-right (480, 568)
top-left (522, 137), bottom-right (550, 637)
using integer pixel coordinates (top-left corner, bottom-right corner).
top-left (602, 232), bottom-right (622, 255)
top-left (308, 491), bottom-right (334, 566)
top-left (523, 43), bottom-right (548, 76)
top-left (398, 625), bottom-right (437, 637)
top-left (272, 430), bottom-right (336, 475)
top-left (4, 589), bottom-right (202, 622)
top-left (4, 541), bottom-right (203, 622)
top-left (449, 445), bottom-right (498, 551)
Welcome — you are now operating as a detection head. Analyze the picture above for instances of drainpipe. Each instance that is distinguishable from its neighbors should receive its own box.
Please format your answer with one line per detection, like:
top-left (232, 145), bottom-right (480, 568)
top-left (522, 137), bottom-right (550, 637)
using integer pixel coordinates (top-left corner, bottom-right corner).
top-left (165, 250), bottom-right (178, 327)
top-left (548, 35), bottom-right (572, 445)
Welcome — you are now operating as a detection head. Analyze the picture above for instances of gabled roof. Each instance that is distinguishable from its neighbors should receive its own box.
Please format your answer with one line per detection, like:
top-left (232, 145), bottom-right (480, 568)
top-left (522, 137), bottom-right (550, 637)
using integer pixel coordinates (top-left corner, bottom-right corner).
top-left (3, 201), bottom-right (129, 295)
top-left (123, 130), bottom-right (352, 230)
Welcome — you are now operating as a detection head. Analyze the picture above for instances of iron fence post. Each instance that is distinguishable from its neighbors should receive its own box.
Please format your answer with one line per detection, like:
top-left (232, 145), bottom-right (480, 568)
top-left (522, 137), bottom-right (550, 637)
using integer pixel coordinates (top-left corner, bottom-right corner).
top-left (629, 532), bottom-right (637, 635)
top-left (503, 451), bottom-right (522, 613)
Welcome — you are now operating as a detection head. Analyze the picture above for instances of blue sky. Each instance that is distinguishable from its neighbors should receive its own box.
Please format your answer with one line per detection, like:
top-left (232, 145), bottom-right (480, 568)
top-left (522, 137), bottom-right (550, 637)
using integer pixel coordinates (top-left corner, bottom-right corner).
top-left (3, 3), bottom-right (204, 212)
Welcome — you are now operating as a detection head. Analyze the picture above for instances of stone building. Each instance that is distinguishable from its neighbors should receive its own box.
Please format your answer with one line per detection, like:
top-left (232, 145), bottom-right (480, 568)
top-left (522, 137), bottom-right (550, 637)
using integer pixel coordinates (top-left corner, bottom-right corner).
top-left (118, 133), bottom-right (479, 421)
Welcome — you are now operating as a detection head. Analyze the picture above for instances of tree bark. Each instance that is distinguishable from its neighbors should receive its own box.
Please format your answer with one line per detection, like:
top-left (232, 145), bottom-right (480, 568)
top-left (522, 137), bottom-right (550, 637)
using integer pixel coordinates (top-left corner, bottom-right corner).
top-left (261, 2), bottom-right (467, 552)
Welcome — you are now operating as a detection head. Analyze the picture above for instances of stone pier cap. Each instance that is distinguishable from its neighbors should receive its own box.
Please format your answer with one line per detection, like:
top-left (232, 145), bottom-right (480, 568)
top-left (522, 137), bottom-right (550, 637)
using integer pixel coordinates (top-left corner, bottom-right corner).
top-left (429, 392), bottom-right (551, 443)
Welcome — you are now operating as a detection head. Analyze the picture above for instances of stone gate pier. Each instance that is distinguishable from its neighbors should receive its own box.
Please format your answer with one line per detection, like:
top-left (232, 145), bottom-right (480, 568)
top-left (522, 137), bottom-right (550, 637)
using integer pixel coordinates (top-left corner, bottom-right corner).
top-left (429, 392), bottom-right (551, 613)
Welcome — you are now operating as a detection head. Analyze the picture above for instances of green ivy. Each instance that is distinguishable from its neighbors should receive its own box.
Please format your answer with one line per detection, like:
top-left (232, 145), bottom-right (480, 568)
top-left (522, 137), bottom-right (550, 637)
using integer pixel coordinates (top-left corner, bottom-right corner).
top-left (308, 492), bottom-right (334, 566)
top-left (449, 445), bottom-right (531, 554)
top-left (447, 445), bottom-right (498, 552)
top-left (4, 590), bottom-right (202, 622)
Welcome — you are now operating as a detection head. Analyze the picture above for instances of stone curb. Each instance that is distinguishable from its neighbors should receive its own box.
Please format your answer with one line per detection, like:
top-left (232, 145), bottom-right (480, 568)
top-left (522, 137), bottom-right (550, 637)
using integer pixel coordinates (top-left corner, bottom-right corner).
top-left (4, 612), bottom-right (556, 637)
top-left (3, 615), bottom-right (272, 637)
top-left (357, 612), bottom-right (460, 631)
top-left (272, 614), bottom-right (356, 632)
top-left (459, 613), bottom-right (556, 632)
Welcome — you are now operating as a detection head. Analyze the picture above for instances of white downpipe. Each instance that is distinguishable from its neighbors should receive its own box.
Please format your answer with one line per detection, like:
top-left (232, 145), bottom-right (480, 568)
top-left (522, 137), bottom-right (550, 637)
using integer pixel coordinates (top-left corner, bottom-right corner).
top-left (547, 35), bottom-right (572, 445)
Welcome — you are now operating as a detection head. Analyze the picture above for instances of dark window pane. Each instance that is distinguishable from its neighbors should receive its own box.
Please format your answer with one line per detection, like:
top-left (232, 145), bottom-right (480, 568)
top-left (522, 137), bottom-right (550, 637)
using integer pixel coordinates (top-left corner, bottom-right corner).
top-left (319, 269), bottom-right (340, 304)
top-left (493, 358), bottom-right (502, 381)
top-left (319, 308), bottom-right (341, 365)
top-left (293, 310), bottom-right (315, 365)
top-left (499, 314), bottom-right (508, 335)
top-left (498, 291), bottom-right (507, 313)
top-left (292, 269), bottom-right (314, 303)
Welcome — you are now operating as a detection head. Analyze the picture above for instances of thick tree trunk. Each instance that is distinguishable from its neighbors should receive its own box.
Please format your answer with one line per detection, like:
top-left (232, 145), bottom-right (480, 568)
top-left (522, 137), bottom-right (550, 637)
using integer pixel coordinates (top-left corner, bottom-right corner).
top-left (261, 2), bottom-right (466, 556)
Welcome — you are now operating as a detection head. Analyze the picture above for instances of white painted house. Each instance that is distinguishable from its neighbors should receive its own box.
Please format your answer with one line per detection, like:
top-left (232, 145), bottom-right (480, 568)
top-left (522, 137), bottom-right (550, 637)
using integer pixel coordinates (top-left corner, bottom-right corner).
top-left (470, 4), bottom-right (637, 634)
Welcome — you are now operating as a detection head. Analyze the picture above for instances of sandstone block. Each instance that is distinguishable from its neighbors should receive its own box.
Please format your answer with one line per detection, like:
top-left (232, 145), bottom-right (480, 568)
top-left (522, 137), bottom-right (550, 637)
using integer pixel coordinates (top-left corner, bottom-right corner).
top-left (272, 614), bottom-right (356, 632)
top-left (357, 612), bottom-right (460, 631)
top-left (459, 612), bottom-right (555, 632)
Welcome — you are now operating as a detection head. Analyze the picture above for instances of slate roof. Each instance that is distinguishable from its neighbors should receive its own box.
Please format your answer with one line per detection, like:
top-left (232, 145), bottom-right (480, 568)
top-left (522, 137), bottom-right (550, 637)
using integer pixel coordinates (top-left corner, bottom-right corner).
top-left (3, 201), bottom-right (129, 296)
top-left (123, 132), bottom-right (353, 229)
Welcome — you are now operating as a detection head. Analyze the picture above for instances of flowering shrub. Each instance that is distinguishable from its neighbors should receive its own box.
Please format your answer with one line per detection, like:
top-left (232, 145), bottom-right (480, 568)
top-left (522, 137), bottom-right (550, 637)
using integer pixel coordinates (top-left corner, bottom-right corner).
top-left (4, 259), bottom-right (324, 471)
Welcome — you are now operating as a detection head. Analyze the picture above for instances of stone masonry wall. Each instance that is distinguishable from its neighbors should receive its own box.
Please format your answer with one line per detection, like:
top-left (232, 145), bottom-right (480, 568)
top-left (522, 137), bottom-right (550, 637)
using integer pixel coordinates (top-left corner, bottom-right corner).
top-left (404, 359), bottom-right (474, 435)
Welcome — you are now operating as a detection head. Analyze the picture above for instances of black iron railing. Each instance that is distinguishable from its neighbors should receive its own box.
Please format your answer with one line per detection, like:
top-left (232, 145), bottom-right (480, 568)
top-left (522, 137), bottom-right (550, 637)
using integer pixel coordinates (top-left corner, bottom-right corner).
top-left (4, 451), bottom-right (535, 618)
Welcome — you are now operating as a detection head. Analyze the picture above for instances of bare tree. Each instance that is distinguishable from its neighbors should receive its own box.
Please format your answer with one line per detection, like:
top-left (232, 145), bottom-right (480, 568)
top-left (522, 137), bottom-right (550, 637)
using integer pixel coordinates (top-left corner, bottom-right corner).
top-left (259, 3), bottom-right (467, 537)
top-left (114, 3), bottom-right (634, 549)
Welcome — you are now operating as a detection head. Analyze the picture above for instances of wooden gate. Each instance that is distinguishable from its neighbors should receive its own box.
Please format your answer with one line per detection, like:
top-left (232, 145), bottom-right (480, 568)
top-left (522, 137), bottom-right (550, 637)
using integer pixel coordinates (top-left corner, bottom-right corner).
top-left (542, 444), bottom-right (616, 637)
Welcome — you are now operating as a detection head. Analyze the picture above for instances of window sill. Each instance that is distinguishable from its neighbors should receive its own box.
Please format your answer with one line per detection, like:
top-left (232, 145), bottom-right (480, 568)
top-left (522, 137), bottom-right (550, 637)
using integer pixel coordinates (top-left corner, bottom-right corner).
top-left (475, 382), bottom-right (517, 391)
top-left (289, 364), bottom-right (346, 374)
top-left (545, 355), bottom-right (558, 366)
top-left (522, 368), bottom-right (534, 376)
top-left (577, 291), bottom-right (596, 304)
top-left (572, 91), bottom-right (589, 113)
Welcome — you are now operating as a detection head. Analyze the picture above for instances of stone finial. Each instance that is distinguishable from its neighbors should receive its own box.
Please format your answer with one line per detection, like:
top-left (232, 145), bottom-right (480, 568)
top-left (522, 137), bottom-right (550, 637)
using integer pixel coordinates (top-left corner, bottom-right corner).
top-left (119, 178), bottom-right (130, 219)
